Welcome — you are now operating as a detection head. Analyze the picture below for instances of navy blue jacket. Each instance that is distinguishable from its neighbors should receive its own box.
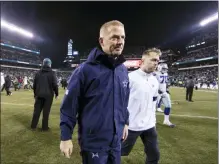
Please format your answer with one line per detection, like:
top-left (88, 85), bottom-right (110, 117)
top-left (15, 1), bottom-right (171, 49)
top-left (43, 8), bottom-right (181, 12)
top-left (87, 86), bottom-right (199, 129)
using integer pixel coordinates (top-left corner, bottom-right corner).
top-left (60, 47), bottom-right (130, 152)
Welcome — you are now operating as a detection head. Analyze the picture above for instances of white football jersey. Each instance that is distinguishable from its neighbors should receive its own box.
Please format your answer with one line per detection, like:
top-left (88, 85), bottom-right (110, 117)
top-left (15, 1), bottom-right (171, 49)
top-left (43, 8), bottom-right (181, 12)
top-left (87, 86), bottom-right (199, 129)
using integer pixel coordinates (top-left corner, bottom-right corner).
top-left (155, 71), bottom-right (168, 93)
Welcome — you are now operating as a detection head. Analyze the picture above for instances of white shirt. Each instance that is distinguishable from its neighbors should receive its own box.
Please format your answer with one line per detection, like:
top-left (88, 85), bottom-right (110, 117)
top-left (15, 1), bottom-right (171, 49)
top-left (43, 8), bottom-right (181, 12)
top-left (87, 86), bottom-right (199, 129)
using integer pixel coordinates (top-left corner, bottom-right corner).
top-left (128, 69), bottom-right (159, 131)
top-left (23, 77), bottom-right (28, 85)
top-left (1, 73), bottom-right (5, 87)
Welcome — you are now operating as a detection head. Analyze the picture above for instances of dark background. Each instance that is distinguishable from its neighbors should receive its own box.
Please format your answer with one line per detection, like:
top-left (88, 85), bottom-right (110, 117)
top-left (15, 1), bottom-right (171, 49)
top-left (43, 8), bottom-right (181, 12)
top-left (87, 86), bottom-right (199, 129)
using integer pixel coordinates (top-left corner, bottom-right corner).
top-left (1, 1), bottom-right (218, 67)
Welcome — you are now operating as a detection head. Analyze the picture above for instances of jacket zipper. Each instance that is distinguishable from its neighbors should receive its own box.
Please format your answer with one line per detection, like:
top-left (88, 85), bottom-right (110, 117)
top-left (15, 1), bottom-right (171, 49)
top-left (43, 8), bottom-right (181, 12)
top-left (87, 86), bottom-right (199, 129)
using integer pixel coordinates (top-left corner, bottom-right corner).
top-left (113, 69), bottom-right (116, 133)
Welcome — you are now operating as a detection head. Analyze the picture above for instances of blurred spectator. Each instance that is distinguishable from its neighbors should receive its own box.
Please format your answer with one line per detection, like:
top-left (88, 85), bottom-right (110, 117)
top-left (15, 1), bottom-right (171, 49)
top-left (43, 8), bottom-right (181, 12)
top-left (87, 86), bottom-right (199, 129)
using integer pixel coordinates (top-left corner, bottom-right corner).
top-left (178, 45), bottom-right (218, 62)
top-left (1, 67), bottom-right (72, 88)
top-left (1, 48), bottom-right (42, 64)
top-left (169, 67), bottom-right (217, 88)
top-left (5, 75), bottom-right (12, 96)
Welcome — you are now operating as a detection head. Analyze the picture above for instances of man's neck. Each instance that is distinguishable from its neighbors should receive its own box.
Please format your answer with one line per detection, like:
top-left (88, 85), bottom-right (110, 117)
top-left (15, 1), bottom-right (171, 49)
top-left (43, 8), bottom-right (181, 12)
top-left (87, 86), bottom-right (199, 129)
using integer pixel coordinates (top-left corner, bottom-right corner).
top-left (140, 67), bottom-right (152, 74)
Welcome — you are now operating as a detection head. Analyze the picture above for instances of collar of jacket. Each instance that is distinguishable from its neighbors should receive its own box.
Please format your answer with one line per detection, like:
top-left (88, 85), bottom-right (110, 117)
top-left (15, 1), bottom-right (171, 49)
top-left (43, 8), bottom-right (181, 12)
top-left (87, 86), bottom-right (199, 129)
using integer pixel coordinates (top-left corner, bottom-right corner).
top-left (87, 46), bottom-right (126, 69)
top-left (137, 68), bottom-right (153, 77)
top-left (41, 66), bottom-right (52, 72)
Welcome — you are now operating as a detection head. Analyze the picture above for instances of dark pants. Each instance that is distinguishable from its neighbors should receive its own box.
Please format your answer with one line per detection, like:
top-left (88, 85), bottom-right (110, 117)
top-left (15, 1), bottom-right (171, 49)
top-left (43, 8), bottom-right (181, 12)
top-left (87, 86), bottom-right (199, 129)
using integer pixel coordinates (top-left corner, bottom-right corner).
top-left (5, 87), bottom-right (11, 95)
top-left (31, 96), bottom-right (53, 130)
top-left (24, 84), bottom-right (28, 89)
top-left (81, 147), bottom-right (121, 164)
top-left (121, 127), bottom-right (160, 164)
top-left (1, 84), bottom-right (5, 92)
top-left (186, 87), bottom-right (193, 101)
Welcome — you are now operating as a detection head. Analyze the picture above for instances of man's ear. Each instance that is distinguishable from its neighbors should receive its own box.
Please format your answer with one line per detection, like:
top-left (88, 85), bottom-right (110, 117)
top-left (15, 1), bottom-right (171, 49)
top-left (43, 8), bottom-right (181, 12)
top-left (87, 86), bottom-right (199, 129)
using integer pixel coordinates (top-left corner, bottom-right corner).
top-left (99, 37), bottom-right (104, 47)
top-left (139, 59), bottom-right (143, 66)
top-left (141, 56), bottom-right (145, 65)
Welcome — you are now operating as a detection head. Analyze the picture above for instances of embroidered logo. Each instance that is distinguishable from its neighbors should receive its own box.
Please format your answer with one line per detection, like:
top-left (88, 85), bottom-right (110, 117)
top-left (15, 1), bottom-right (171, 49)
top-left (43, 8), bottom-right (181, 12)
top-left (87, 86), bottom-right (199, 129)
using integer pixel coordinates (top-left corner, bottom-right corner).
top-left (123, 80), bottom-right (128, 88)
top-left (91, 152), bottom-right (99, 158)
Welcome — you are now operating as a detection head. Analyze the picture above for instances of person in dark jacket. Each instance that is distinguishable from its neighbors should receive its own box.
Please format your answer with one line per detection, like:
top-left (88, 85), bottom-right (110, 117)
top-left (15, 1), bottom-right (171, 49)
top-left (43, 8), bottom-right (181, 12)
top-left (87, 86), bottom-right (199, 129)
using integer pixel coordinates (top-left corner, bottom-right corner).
top-left (186, 76), bottom-right (194, 102)
top-left (61, 78), bottom-right (68, 89)
top-left (5, 75), bottom-right (12, 96)
top-left (31, 58), bottom-right (59, 131)
top-left (60, 20), bottom-right (129, 164)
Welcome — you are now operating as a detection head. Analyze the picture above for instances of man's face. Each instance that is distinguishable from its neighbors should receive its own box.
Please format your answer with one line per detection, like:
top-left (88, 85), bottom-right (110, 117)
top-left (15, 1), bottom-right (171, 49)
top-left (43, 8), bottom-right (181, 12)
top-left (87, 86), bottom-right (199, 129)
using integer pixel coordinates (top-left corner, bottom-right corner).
top-left (142, 52), bottom-right (160, 73)
top-left (99, 25), bottom-right (125, 56)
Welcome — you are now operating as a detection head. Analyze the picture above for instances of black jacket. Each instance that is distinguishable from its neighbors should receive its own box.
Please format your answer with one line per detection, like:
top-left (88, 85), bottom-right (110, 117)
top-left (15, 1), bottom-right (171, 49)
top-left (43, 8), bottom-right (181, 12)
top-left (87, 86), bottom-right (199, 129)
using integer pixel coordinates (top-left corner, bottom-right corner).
top-left (5, 76), bottom-right (11, 88)
top-left (33, 66), bottom-right (58, 98)
top-left (186, 79), bottom-right (194, 88)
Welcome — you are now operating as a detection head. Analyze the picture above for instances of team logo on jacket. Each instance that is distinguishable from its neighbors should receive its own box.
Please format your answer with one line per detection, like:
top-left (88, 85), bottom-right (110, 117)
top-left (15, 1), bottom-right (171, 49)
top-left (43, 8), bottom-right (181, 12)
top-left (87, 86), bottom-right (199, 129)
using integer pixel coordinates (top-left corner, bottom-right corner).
top-left (91, 152), bottom-right (99, 158)
top-left (123, 80), bottom-right (128, 88)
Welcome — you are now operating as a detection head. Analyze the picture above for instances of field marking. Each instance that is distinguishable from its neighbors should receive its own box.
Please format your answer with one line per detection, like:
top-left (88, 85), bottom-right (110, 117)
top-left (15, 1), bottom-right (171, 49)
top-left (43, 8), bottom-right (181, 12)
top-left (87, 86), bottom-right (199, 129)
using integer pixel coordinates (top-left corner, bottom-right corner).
top-left (156, 113), bottom-right (218, 120)
top-left (172, 100), bottom-right (217, 103)
top-left (173, 87), bottom-right (218, 93)
top-left (196, 90), bottom-right (218, 94)
top-left (1, 102), bottom-right (33, 107)
top-left (1, 102), bottom-right (218, 120)
top-left (20, 98), bottom-right (33, 100)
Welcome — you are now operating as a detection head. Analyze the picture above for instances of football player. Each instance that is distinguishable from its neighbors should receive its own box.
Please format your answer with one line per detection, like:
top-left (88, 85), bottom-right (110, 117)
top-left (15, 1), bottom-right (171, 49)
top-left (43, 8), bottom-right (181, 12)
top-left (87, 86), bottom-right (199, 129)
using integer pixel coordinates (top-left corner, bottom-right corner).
top-left (155, 63), bottom-right (175, 127)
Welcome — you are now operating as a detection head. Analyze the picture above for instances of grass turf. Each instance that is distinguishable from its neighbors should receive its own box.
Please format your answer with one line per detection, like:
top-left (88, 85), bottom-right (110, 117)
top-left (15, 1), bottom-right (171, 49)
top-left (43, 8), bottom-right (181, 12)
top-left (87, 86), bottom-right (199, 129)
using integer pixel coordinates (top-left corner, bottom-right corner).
top-left (1, 87), bottom-right (218, 164)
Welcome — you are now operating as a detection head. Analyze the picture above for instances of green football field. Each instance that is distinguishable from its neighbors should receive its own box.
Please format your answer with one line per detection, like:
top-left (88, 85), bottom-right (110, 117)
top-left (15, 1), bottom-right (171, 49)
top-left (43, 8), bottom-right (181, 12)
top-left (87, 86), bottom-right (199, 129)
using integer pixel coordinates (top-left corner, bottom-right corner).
top-left (1, 87), bottom-right (218, 164)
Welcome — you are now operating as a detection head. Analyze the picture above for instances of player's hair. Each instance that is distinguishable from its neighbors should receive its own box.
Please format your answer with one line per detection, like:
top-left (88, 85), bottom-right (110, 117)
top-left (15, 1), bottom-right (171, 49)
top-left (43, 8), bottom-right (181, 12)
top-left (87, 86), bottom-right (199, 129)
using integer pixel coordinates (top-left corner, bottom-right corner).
top-left (142, 48), bottom-right (162, 57)
top-left (99, 20), bottom-right (124, 37)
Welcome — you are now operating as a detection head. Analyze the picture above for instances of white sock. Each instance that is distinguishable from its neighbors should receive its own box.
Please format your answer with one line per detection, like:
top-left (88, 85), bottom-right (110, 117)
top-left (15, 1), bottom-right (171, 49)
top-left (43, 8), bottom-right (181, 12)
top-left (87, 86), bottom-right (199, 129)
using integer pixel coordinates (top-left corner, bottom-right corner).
top-left (164, 115), bottom-right (169, 122)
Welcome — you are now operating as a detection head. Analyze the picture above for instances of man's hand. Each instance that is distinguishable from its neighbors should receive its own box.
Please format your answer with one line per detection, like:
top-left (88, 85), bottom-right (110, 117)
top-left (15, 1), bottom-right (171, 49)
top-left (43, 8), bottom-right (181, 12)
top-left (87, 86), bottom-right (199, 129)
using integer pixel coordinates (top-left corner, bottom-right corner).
top-left (55, 95), bottom-right (59, 100)
top-left (60, 140), bottom-right (73, 158)
top-left (122, 124), bottom-right (129, 142)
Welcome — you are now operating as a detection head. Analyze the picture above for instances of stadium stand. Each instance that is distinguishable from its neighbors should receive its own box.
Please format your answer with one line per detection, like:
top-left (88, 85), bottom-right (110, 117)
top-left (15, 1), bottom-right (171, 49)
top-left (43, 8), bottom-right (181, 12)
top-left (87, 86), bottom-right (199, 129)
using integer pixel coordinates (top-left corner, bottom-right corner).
top-left (0, 20), bottom-right (73, 91)
top-left (187, 24), bottom-right (218, 46)
top-left (0, 21), bottom-right (42, 68)
top-left (170, 23), bottom-right (218, 89)
top-left (177, 45), bottom-right (217, 62)
top-left (1, 17), bottom-right (217, 90)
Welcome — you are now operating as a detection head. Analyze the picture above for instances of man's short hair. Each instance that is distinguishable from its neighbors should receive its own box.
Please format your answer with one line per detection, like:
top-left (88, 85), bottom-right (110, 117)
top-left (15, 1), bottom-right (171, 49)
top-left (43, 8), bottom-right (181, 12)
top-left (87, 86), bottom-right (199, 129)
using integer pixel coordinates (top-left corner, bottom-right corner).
top-left (142, 48), bottom-right (162, 57)
top-left (99, 20), bottom-right (124, 38)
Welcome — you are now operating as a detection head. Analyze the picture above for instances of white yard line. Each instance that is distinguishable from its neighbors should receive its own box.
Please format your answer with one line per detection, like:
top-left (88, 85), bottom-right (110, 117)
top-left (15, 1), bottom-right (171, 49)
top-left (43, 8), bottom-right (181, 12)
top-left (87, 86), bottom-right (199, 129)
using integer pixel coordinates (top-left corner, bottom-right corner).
top-left (20, 98), bottom-right (33, 100)
top-left (173, 87), bottom-right (218, 93)
top-left (172, 100), bottom-right (217, 103)
top-left (196, 90), bottom-right (218, 94)
top-left (156, 113), bottom-right (218, 120)
top-left (1, 102), bottom-right (217, 120)
top-left (1, 102), bottom-right (33, 107)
